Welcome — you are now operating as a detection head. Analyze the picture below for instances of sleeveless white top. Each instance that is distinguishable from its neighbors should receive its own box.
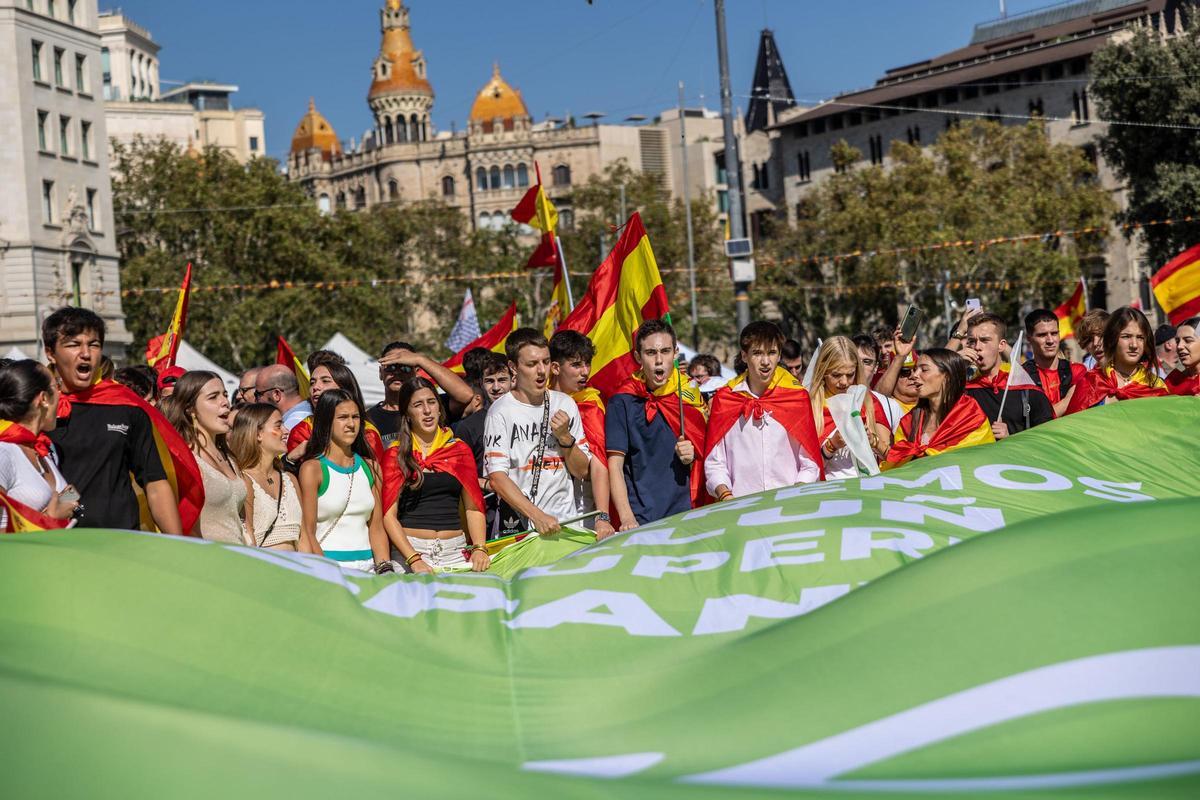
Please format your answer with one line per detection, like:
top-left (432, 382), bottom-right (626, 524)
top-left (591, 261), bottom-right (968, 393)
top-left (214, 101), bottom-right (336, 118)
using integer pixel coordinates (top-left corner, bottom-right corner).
top-left (247, 471), bottom-right (301, 547)
top-left (316, 454), bottom-right (376, 560)
top-left (196, 456), bottom-right (247, 544)
top-left (0, 442), bottom-right (67, 529)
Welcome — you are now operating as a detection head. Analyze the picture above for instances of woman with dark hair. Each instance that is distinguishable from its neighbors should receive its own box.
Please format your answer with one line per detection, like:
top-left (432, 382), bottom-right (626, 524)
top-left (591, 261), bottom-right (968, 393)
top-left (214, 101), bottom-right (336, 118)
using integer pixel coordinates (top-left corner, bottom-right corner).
top-left (1066, 306), bottom-right (1168, 414)
top-left (885, 348), bottom-right (994, 468)
top-left (1166, 316), bottom-right (1200, 396)
top-left (161, 370), bottom-right (244, 543)
top-left (227, 403), bottom-right (303, 551)
top-left (286, 360), bottom-right (385, 464)
top-left (298, 389), bottom-right (390, 572)
top-left (0, 359), bottom-right (77, 528)
top-left (381, 377), bottom-right (489, 573)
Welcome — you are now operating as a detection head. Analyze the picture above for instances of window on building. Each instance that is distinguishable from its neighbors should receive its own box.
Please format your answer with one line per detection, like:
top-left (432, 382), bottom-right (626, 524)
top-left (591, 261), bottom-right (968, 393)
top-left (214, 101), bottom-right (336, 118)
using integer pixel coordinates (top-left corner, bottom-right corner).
top-left (797, 151), bottom-right (811, 182)
top-left (318, 194), bottom-right (331, 215)
top-left (32, 40), bottom-right (43, 81)
top-left (923, 92), bottom-right (939, 109)
top-left (942, 88), bottom-right (959, 104)
top-left (559, 208), bottom-right (574, 230)
top-left (478, 211), bottom-right (490, 230)
top-left (388, 179), bottom-right (399, 201)
top-left (1048, 62), bottom-right (1064, 80)
top-left (1070, 58), bottom-right (1087, 75)
top-left (476, 166), bottom-right (487, 191)
top-left (848, 111), bottom-right (862, 126)
top-left (249, 136), bottom-right (259, 152)
top-left (869, 134), bottom-right (884, 165)
top-left (42, 180), bottom-right (55, 223)
top-left (336, 192), bottom-right (346, 210)
top-left (759, 162), bottom-right (769, 190)
top-left (442, 175), bottom-right (455, 197)
top-left (714, 153), bottom-right (727, 185)
top-left (751, 163), bottom-right (760, 189)
top-left (59, 115), bottom-right (71, 156)
top-left (396, 116), bottom-right (407, 142)
top-left (53, 47), bottom-right (64, 86)
top-left (47, 0), bottom-right (55, 17)
top-left (830, 114), bottom-right (844, 130)
top-left (384, 118), bottom-right (393, 144)
top-left (503, 164), bottom-right (515, 189)
top-left (906, 125), bottom-right (920, 145)
top-left (86, 188), bottom-right (97, 230)
top-left (1004, 72), bottom-right (1020, 91)
top-left (410, 114), bottom-right (421, 142)
top-left (552, 164), bottom-right (571, 186)
top-left (67, 0), bottom-right (77, 23)
top-left (1028, 97), bottom-right (1044, 117)
top-left (74, 53), bottom-right (86, 92)
top-left (1073, 88), bottom-right (1090, 123)
top-left (80, 119), bottom-right (91, 160)
top-left (718, 190), bottom-right (729, 212)
top-left (963, 85), bottom-right (979, 100)
top-left (813, 118), bottom-right (826, 134)
top-left (489, 166), bottom-right (501, 189)
top-left (794, 122), bottom-right (808, 138)
top-left (354, 186), bottom-right (366, 209)
top-left (100, 47), bottom-right (111, 99)
top-left (71, 258), bottom-right (84, 306)
top-left (37, 110), bottom-right (49, 150)
top-left (516, 163), bottom-right (529, 187)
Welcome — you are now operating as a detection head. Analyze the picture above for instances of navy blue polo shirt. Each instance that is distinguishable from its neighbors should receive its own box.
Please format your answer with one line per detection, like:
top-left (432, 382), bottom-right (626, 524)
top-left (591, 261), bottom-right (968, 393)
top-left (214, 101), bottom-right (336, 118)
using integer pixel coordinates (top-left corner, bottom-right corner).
top-left (605, 393), bottom-right (691, 526)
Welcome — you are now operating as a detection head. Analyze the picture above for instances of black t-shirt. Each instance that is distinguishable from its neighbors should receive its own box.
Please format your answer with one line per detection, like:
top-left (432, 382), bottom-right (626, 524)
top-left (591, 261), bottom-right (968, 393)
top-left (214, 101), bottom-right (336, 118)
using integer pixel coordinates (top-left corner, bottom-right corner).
top-left (396, 470), bottom-right (463, 530)
top-left (966, 386), bottom-right (1054, 436)
top-left (48, 403), bottom-right (168, 530)
top-left (367, 403), bottom-right (405, 448)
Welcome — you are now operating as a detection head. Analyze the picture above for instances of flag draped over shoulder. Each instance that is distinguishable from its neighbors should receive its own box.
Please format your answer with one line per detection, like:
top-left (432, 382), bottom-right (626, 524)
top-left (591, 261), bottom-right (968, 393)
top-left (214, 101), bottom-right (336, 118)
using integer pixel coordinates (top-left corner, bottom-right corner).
top-left (558, 213), bottom-right (669, 398)
top-left (145, 263), bottom-right (193, 373)
top-left (1065, 366), bottom-right (1168, 414)
top-left (572, 388), bottom-right (607, 469)
top-left (1166, 370), bottom-right (1200, 396)
top-left (58, 380), bottom-right (204, 534)
top-left (613, 367), bottom-right (708, 507)
top-left (705, 366), bottom-right (824, 479)
top-left (276, 336), bottom-right (310, 399)
top-left (1151, 243), bottom-right (1200, 325)
top-left (885, 394), bottom-right (994, 468)
top-left (0, 422), bottom-right (72, 532)
top-left (1053, 277), bottom-right (1086, 340)
top-left (381, 427), bottom-right (484, 516)
top-left (446, 289), bottom-right (482, 354)
top-left (441, 302), bottom-right (518, 374)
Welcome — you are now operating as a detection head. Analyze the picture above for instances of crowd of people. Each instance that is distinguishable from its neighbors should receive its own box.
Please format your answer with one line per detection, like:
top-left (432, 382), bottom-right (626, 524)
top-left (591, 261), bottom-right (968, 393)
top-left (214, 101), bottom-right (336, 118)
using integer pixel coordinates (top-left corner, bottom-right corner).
top-left (1, 301), bottom-right (1196, 572)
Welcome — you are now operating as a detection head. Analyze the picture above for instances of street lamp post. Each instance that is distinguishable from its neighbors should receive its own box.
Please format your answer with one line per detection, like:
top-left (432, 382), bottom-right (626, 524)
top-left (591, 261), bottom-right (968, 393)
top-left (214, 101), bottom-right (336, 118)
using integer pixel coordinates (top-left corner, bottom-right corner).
top-left (714, 0), bottom-right (751, 333)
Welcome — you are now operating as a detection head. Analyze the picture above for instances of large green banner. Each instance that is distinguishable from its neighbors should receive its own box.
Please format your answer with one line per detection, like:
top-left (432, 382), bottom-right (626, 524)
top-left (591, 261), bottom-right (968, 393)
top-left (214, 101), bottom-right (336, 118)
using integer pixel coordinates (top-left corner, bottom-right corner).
top-left (1, 398), bottom-right (1198, 798)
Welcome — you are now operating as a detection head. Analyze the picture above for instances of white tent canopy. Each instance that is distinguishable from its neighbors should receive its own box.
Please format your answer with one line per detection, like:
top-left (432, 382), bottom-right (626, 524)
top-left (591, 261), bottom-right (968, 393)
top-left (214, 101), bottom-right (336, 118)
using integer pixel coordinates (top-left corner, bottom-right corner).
top-left (321, 333), bottom-right (385, 406)
top-left (3, 346), bottom-right (28, 361)
top-left (176, 340), bottom-right (240, 397)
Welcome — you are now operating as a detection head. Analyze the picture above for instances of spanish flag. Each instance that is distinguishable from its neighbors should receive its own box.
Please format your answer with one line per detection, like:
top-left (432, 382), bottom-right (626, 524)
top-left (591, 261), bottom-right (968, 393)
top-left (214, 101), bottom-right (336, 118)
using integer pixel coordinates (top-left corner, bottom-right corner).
top-left (884, 394), bottom-right (994, 469)
top-left (572, 387), bottom-right (607, 468)
top-left (1065, 365), bottom-right (1168, 414)
top-left (613, 366), bottom-right (709, 507)
top-left (58, 380), bottom-right (205, 535)
top-left (381, 426), bottom-right (484, 516)
top-left (1, 490), bottom-right (71, 533)
top-left (706, 366), bottom-right (824, 479)
top-left (145, 263), bottom-right (193, 373)
top-left (558, 212), bottom-right (670, 398)
top-left (1151, 243), bottom-right (1200, 325)
top-left (1053, 276), bottom-right (1087, 340)
top-left (287, 416), bottom-right (387, 465)
top-left (511, 162), bottom-right (559, 269)
top-left (441, 302), bottom-right (518, 374)
top-left (276, 336), bottom-right (310, 399)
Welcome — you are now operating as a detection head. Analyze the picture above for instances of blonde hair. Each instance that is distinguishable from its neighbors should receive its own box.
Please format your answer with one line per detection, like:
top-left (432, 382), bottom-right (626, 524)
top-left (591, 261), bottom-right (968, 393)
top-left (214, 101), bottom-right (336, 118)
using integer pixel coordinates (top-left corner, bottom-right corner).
top-left (809, 336), bottom-right (875, 430)
top-left (226, 402), bottom-right (279, 471)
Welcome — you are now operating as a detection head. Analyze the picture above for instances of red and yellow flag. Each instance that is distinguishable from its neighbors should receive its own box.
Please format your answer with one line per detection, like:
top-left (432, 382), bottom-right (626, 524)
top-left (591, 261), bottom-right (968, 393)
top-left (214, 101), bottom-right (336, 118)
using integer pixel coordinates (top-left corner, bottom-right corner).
top-left (884, 395), bottom-right (994, 469)
top-left (1151, 243), bottom-right (1200, 325)
top-left (276, 336), bottom-right (310, 399)
top-left (558, 212), bottom-right (669, 398)
top-left (145, 263), bottom-right (193, 373)
top-left (512, 162), bottom-right (560, 270)
top-left (1, 490), bottom-right (72, 533)
top-left (441, 302), bottom-right (518, 374)
top-left (1053, 277), bottom-right (1086, 340)
top-left (542, 259), bottom-right (571, 338)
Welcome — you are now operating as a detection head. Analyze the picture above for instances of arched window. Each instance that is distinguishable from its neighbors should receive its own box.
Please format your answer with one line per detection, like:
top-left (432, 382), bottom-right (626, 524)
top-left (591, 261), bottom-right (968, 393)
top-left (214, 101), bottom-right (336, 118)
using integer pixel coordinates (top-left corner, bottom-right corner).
top-left (442, 175), bottom-right (455, 197)
top-left (552, 164), bottom-right (571, 186)
top-left (318, 194), bottom-right (331, 215)
top-left (397, 116), bottom-right (408, 143)
top-left (489, 166), bottom-right (501, 190)
top-left (516, 163), bottom-right (529, 187)
top-left (335, 192), bottom-right (346, 210)
top-left (388, 179), bottom-right (399, 201)
top-left (503, 164), bottom-right (515, 189)
top-left (560, 208), bottom-right (574, 231)
top-left (354, 186), bottom-right (366, 209)
top-left (476, 167), bottom-right (487, 191)
top-left (410, 114), bottom-right (420, 142)
top-left (384, 118), bottom-right (394, 144)
top-left (478, 211), bottom-right (490, 230)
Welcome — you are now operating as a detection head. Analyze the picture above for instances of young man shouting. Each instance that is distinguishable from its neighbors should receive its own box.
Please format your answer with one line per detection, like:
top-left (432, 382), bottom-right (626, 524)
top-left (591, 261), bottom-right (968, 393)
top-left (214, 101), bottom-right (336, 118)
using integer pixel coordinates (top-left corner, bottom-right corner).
top-left (705, 321), bottom-right (823, 500)
top-left (963, 312), bottom-right (1054, 439)
top-left (1022, 309), bottom-right (1088, 417)
top-left (549, 330), bottom-right (615, 539)
top-left (606, 319), bottom-right (707, 530)
top-left (484, 328), bottom-right (591, 536)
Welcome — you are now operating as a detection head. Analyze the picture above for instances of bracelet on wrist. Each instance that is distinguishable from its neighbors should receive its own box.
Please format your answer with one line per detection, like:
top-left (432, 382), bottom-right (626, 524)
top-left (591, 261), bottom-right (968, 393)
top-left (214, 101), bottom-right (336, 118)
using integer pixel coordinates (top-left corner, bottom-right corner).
top-left (717, 490), bottom-right (733, 501)
top-left (557, 437), bottom-right (575, 449)
top-left (595, 512), bottom-right (610, 522)
top-left (405, 552), bottom-right (424, 566)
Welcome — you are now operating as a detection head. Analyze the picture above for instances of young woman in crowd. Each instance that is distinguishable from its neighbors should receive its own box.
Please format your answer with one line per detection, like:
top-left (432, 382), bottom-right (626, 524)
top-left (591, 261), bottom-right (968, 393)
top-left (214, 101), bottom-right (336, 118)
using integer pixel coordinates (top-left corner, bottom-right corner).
top-left (807, 337), bottom-right (892, 479)
top-left (287, 361), bottom-right (386, 465)
top-left (853, 332), bottom-right (903, 429)
top-left (0, 360), bottom-right (77, 527)
top-left (1166, 316), bottom-right (1200, 396)
top-left (162, 370), bottom-right (244, 543)
top-left (228, 403), bottom-right (304, 551)
top-left (382, 377), bottom-right (489, 573)
top-left (298, 388), bottom-right (390, 573)
top-left (885, 348), bottom-right (994, 467)
top-left (1066, 306), bottom-right (1168, 413)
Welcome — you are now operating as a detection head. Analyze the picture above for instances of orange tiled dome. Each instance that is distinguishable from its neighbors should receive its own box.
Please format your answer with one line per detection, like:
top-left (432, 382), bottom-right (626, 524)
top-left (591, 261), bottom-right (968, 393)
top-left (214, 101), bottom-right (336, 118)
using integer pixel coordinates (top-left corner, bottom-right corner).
top-left (368, 6), bottom-right (433, 99)
top-left (290, 98), bottom-right (342, 159)
top-left (469, 63), bottom-right (529, 123)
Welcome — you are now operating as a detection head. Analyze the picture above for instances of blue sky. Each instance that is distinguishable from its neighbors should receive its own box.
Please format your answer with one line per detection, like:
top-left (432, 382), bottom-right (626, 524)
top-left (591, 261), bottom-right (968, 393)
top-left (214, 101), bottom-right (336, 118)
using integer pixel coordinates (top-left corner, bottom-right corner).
top-left (111, 0), bottom-right (1060, 161)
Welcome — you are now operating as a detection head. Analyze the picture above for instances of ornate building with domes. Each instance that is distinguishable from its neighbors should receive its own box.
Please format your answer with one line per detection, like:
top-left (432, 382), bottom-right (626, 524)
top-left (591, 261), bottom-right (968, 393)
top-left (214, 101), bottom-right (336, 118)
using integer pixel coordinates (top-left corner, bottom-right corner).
top-left (286, 1), bottom-right (743, 232)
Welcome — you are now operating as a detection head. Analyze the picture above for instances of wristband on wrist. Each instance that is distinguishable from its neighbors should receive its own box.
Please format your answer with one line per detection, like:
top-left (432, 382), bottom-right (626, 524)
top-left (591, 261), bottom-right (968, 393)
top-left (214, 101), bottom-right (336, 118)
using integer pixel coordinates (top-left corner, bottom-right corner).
top-left (405, 552), bottom-right (424, 566)
top-left (557, 436), bottom-right (576, 449)
top-left (717, 490), bottom-right (733, 501)
top-left (595, 512), bottom-right (610, 522)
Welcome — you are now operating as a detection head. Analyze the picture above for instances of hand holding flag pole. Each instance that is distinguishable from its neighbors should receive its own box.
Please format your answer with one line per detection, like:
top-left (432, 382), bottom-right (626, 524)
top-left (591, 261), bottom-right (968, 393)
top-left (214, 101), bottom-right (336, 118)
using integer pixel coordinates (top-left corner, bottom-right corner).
top-left (996, 331), bottom-right (1025, 423)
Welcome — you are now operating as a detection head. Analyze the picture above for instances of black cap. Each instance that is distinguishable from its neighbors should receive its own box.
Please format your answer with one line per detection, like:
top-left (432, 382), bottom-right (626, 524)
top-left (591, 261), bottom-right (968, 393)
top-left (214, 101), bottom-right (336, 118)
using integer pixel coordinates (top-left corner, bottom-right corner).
top-left (1154, 324), bottom-right (1177, 347)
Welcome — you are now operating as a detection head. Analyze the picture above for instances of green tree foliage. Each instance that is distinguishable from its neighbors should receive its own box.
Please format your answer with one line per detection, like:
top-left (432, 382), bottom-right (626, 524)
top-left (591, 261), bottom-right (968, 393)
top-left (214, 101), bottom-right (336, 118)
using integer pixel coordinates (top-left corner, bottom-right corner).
top-left (1091, 27), bottom-right (1200, 268)
top-left (757, 121), bottom-right (1113, 342)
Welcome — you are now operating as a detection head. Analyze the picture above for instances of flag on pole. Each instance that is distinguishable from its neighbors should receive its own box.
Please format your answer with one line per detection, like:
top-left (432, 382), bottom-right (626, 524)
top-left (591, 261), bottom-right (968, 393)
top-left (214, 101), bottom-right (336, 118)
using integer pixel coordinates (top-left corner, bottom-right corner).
top-left (558, 212), bottom-right (669, 398)
top-left (542, 252), bottom-right (571, 338)
top-left (442, 302), bottom-right (519, 374)
top-left (511, 163), bottom-right (560, 269)
top-left (1053, 277), bottom-right (1087, 340)
top-left (144, 263), bottom-right (193, 373)
top-left (276, 336), bottom-right (310, 399)
top-left (1151, 243), bottom-right (1200, 325)
top-left (446, 289), bottom-right (482, 353)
